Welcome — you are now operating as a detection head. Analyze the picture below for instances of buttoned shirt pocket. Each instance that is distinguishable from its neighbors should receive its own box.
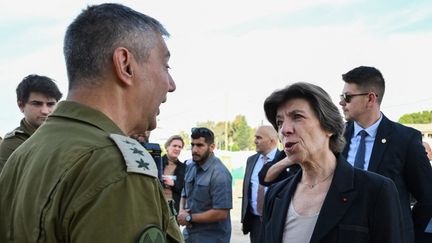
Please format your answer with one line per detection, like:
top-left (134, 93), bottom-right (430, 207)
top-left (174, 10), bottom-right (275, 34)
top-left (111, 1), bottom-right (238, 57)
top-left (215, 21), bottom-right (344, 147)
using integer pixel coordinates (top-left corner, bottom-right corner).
top-left (194, 180), bottom-right (210, 203)
top-left (184, 175), bottom-right (195, 198)
top-left (338, 224), bottom-right (369, 243)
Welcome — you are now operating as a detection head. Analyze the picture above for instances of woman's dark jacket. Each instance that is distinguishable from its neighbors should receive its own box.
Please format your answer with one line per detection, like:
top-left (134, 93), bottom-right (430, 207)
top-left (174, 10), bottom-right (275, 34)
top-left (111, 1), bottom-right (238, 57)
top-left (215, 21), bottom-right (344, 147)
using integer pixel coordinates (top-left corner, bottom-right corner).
top-left (259, 154), bottom-right (403, 243)
top-left (162, 155), bottom-right (186, 213)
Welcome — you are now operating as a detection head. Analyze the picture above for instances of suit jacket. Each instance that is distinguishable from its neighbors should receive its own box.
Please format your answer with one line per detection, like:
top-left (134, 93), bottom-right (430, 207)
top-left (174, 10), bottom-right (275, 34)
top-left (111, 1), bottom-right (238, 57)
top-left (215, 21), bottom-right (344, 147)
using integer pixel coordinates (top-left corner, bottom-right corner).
top-left (259, 155), bottom-right (403, 243)
top-left (241, 150), bottom-right (284, 233)
top-left (241, 153), bottom-right (260, 234)
top-left (343, 115), bottom-right (432, 243)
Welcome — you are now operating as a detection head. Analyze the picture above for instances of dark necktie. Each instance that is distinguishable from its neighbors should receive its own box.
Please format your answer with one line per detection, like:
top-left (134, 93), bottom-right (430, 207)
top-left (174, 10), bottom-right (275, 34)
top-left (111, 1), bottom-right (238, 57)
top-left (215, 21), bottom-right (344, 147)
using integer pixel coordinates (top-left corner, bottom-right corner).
top-left (354, 130), bottom-right (368, 169)
top-left (257, 155), bottom-right (268, 215)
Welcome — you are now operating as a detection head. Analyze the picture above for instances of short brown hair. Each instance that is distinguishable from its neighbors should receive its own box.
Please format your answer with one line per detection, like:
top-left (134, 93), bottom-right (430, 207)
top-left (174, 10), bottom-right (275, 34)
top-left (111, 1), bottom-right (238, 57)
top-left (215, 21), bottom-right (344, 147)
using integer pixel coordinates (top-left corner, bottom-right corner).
top-left (342, 66), bottom-right (385, 104)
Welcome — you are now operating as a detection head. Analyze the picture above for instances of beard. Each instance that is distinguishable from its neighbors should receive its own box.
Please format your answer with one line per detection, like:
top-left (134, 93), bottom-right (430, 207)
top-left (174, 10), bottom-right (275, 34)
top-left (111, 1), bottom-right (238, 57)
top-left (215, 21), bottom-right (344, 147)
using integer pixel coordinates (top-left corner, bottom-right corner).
top-left (193, 148), bottom-right (211, 164)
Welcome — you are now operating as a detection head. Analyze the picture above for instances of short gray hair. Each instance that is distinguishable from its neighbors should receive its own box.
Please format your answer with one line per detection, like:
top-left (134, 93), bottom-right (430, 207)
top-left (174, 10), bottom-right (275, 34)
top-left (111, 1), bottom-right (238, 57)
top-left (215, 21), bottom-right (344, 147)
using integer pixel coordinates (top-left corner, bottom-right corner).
top-left (64, 3), bottom-right (169, 89)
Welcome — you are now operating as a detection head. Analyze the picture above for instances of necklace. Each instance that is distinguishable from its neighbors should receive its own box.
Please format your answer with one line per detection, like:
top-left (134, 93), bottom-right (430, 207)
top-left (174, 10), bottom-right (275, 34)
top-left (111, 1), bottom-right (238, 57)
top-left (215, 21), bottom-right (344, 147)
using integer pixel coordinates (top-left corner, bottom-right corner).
top-left (299, 172), bottom-right (334, 189)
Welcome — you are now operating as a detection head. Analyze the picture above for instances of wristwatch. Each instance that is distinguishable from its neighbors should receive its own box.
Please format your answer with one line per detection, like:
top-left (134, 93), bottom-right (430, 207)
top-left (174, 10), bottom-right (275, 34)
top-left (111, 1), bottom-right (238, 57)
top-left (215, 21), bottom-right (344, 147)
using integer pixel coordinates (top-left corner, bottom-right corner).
top-left (185, 214), bottom-right (192, 223)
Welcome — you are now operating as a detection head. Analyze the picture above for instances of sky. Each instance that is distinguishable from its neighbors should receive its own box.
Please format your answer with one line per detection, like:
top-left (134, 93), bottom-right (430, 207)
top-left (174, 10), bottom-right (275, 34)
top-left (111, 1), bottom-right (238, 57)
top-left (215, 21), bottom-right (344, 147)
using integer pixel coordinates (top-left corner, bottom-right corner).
top-left (1, 0), bottom-right (432, 144)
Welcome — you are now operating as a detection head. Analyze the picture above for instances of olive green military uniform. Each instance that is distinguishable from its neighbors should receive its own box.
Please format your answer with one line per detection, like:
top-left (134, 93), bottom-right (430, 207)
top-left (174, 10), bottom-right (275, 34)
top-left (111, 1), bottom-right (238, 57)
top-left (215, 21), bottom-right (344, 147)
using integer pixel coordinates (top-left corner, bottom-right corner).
top-left (0, 118), bottom-right (36, 172)
top-left (0, 101), bottom-right (183, 243)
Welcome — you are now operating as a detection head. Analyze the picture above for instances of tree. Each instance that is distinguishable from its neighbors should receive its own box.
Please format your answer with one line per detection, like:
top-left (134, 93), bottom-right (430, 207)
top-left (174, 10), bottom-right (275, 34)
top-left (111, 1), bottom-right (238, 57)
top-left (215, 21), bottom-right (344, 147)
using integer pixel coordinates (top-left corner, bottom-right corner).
top-left (195, 115), bottom-right (255, 151)
top-left (399, 110), bottom-right (432, 124)
top-left (178, 130), bottom-right (191, 150)
top-left (231, 115), bottom-right (254, 151)
top-left (196, 121), bottom-right (223, 149)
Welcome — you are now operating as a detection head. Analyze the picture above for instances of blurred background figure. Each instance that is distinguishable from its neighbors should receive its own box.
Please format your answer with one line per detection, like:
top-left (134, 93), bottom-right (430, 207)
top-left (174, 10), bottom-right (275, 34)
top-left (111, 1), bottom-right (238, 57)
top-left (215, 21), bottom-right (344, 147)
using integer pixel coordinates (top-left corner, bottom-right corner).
top-left (0, 74), bottom-right (62, 172)
top-left (423, 142), bottom-right (432, 162)
top-left (241, 125), bottom-right (279, 243)
top-left (185, 158), bottom-right (194, 166)
top-left (131, 130), bottom-right (151, 144)
top-left (178, 127), bottom-right (232, 243)
top-left (162, 135), bottom-right (186, 214)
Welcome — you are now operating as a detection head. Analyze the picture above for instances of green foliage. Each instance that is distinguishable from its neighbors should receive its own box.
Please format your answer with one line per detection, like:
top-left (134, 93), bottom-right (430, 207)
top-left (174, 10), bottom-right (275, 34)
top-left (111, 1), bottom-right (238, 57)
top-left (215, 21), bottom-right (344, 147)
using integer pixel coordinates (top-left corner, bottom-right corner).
top-left (195, 121), bottom-right (221, 148)
top-left (399, 110), bottom-right (432, 124)
top-left (178, 130), bottom-right (191, 150)
top-left (231, 143), bottom-right (240, 151)
top-left (194, 115), bottom-right (256, 151)
top-left (232, 115), bottom-right (254, 151)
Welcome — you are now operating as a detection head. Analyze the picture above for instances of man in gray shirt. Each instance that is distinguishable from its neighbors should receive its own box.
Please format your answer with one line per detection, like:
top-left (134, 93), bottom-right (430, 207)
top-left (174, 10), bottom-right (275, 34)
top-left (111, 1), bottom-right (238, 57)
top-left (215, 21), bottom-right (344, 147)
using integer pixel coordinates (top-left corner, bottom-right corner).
top-left (177, 127), bottom-right (232, 243)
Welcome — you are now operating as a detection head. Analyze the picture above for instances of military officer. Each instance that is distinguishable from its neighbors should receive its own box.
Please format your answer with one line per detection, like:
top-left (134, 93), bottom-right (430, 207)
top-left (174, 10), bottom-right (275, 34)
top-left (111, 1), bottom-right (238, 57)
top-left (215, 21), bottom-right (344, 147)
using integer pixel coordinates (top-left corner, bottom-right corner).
top-left (0, 74), bottom-right (62, 172)
top-left (0, 3), bottom-right (182, 243)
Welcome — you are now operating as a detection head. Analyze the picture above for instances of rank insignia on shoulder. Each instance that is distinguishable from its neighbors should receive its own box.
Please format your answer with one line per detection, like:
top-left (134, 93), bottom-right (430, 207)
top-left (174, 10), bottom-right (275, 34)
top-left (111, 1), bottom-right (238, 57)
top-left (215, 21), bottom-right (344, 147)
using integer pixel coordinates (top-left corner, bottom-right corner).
top-left (110, 134), bottom-right (158, 178)
top-left (136, 225), bottom-right (166, 243)
top-left (4, 129), bottom-right (24, 139)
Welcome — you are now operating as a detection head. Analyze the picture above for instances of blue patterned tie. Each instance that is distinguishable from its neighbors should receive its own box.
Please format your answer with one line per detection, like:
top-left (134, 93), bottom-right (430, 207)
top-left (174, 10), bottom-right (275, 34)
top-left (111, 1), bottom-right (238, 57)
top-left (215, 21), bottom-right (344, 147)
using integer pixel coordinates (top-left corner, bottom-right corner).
top-left (354, 130), bottom-right (368, 169)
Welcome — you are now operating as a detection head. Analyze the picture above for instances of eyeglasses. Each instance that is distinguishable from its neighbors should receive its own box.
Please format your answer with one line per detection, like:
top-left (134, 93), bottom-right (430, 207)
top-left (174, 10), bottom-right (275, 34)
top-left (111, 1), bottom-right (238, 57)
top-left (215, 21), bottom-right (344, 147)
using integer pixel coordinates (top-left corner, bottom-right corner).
top-left (339, 93), bottom-right (375, 103)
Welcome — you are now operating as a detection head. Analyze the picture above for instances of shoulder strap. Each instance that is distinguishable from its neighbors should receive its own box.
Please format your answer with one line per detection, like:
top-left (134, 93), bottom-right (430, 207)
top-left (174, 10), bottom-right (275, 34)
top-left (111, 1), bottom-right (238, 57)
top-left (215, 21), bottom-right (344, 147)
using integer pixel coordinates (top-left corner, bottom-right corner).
top-left (4, 128), bottom-right (25, 139)
top-left (109, 134), bottom-right (158, 178)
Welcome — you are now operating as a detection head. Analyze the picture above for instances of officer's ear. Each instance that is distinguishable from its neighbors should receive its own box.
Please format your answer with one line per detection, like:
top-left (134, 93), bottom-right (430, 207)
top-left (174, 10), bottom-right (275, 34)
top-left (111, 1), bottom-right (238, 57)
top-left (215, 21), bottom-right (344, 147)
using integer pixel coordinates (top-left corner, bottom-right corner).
top-left (17, 100), bottom-right (25, 112)
top-left (113, 47), bottom-right (134, 86)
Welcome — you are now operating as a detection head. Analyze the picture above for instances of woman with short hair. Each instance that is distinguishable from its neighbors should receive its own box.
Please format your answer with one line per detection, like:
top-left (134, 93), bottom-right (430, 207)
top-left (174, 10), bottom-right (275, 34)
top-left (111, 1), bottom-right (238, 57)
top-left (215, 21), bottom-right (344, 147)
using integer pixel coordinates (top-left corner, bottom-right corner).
top-left (259, 82), bottom-right (403, 243)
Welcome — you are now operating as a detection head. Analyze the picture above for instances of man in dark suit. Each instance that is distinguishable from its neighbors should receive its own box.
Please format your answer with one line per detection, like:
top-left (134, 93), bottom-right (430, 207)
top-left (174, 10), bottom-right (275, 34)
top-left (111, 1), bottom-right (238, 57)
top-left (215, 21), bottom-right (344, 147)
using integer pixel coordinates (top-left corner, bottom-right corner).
top-left (340, 66), bottom-right (432, 243)
top-left (241, 125), bottom-right (279, 243)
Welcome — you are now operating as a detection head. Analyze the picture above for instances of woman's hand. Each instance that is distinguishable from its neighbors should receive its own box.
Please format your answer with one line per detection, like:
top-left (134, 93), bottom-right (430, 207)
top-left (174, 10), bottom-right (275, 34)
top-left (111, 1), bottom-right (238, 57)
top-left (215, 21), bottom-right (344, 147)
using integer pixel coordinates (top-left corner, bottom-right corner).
top-left (278, 156), bottom-right (295, 167)
top-left (162, 175), bottom-right (175, 186)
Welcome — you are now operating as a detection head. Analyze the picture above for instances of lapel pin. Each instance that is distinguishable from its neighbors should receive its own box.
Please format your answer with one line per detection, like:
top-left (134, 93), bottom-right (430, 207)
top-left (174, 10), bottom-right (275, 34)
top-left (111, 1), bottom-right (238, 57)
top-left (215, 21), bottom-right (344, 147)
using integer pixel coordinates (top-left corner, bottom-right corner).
top-left (381, 138), bottom-right (386, 144)
top-left (342, 197), bottom-right (348, 203)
